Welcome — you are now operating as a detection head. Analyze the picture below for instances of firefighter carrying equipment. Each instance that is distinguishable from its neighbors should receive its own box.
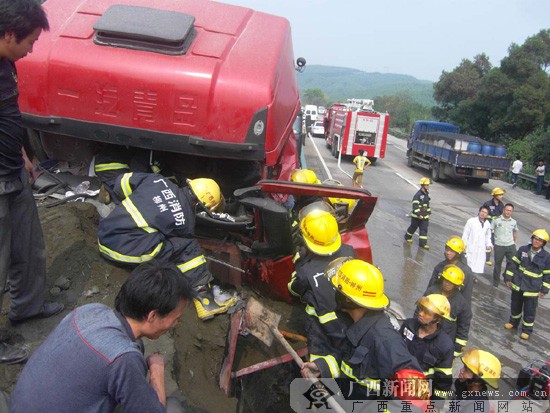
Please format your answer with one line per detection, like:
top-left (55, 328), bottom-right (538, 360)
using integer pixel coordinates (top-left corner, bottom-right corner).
top-left (419, 177), bottom-right (431, 186)
top-left (331, 259), bottom-right (389, 309)
top-left (491, 187), bottom-right (506, 196)
top-left (446, 237), bottom-right (466, 254)
top-left (193, 284), bottom-right (238, 320)
top-left (417, 294), bottom-right (451, 320)
top-left (300, 210), bottom-right (341, 256)
top-left (441, 265), bottom-right (465, 286)
top-left (532, 229), bottom-right (549, 243)
top-left (461, 348), bottom-right (501, 389)
top-left (187, 178), bottom-right (224, 212)
top-left (290, 169), bottom-right (321, 184)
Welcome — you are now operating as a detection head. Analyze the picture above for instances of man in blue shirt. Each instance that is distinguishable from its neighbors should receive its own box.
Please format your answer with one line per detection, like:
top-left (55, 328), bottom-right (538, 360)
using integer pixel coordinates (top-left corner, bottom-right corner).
top-left (10, 260), bottom-right (192, 412)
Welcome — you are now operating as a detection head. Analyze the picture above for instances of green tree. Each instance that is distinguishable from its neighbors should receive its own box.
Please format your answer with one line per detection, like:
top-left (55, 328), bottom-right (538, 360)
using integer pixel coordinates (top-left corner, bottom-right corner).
top-left (301, 88), bottom-right (328, 107)
top-left (375, 92), bottom-right (431, 131)
top-left (433, 54), bottom-right (492, 121)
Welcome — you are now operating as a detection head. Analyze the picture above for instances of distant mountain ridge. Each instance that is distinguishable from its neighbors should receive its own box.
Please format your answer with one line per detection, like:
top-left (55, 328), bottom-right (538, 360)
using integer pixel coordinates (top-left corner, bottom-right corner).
top-left (297, 65), bottom-right (435, 106)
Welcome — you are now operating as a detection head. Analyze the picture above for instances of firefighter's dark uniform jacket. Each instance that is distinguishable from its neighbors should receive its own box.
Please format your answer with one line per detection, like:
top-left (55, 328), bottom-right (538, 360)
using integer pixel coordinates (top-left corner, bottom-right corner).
top-left (411, 189), bottom-right (430, 219)
top-left (504, 244), bottom-right (550, 333)
top-left (504, 244), bottom-right (550, 296)
top-left (97, 172), bottom-right (211, 288)
top-left (325, 311), bottom-right (423, 400)
top-left (427, 256), bottom-right (474, 303)
top-left (287, 244), bottom-right (355, 378)
top-left (482, 198), bottom-right (504, 221)
top-left (424, 285), bottom-right (472, 356)
top-left (399, 318), bottom-right (453, 400)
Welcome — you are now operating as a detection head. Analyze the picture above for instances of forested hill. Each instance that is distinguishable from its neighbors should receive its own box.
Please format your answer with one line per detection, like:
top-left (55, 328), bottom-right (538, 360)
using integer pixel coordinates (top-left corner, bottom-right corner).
top-left (297, 65), bottom-right (435, 106)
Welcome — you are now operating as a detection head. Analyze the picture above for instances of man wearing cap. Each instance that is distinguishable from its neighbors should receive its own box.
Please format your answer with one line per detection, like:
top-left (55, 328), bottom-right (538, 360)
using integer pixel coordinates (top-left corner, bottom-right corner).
top-left (97, 172), bottom-right (237, 320)
top-left (504, 229), bottom-right (550, 340)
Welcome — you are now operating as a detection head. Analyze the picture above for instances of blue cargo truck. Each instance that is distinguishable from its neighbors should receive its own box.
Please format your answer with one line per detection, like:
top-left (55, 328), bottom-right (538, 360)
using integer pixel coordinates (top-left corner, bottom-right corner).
top-left (406, 121), bottom-right (510, 186)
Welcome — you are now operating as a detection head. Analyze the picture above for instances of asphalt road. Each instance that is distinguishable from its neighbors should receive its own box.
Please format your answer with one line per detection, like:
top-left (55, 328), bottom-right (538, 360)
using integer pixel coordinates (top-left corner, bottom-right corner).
top-left (302, 132), bottom-right (550, 394)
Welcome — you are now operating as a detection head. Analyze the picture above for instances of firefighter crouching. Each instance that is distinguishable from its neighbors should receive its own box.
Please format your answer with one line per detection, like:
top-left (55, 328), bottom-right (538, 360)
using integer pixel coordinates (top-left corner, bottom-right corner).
top-left (287, 208), bottom-right (355, 378)
top-left (97, 173), bottom-right (237, 320)
top-left (300, 260), bottom-right (429, 403)
top-left (400, 294), bottom-right (454, 400)
top-left (422, 265), bottom-right (472, 357)
top-left (504, 229), bottom-right (550, 340)
top-left (405, 177), bottom-right (431, 249)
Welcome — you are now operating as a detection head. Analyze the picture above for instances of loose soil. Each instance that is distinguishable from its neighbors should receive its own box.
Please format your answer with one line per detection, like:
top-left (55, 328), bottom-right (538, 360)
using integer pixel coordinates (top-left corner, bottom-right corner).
top-left (0, 201), bottom-right (307, 412)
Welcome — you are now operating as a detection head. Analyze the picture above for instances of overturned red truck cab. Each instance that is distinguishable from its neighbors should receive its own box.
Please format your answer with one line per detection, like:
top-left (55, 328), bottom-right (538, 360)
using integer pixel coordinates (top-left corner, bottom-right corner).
top-left (18, 0), bottom-right (303, 187)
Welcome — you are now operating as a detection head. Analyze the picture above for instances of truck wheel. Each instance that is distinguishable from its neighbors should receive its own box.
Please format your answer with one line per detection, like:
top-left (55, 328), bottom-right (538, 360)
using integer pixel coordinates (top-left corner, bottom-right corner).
top-left (333, 138), bottom-right (339, 158)
top-left (368, 157), bottom-right (377, 165)
top-left (431, 162), bottom-right (441, 182)
top-left (466, 178), bottom-right (484, 187)
top-left (407, 152), bottom-right (414, 168)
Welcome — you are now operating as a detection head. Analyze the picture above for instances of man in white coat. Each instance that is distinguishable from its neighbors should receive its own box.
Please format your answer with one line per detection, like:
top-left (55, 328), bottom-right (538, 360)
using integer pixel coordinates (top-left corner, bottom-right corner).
top-left (462, 206), bottom-right (493, 275)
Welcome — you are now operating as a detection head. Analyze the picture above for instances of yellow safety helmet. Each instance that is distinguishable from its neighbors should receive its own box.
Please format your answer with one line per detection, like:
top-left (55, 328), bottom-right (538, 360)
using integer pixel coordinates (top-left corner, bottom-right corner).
top-left (187, 178), bottom-right (224, 212)
top-left (419, 177), bottom-right (431, 186)
top-left (324, 256), bottom-right (354, 282)
top-left (461, 348), bottom-right (501, 389)
top-left (322, 180), bottom-right (356, 212)
top-left (531, 229), bottom-right (549, 243)
top-left (331, 260), bottom-right (390, 309)
top-left (491, 187), bottom-right (506, 196)
top-left (298, 201), bottom-right (335, 222)
top-left (290, 169), bottom-right (321, 184)
top-left (300, 210), bottom-right (341, 255)
top-left (445, 236), bottom-right (466, 254)
top-left (416, 294), bottom-right (451, 320)
top-left (441, 264), bottom-right (465, 286)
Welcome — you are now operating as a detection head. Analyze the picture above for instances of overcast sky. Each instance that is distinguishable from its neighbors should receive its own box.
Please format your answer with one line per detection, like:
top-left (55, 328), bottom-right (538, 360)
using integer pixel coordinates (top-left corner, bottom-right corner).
top-left (221, 0), bottom-right (549, 81)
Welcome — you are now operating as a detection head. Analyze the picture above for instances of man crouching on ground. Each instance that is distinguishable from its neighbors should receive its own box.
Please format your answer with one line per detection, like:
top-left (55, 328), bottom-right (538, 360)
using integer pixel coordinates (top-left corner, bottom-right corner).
top-left (10, 260), bottom-right (192, 413)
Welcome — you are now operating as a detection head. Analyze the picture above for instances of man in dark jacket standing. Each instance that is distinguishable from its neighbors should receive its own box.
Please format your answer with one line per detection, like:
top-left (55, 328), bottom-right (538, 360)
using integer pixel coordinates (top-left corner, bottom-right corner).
top-left (504, 229), bottom-right (550, 340)
top-left (405, 177), bottom-right (431, 249)
top-left (0, 0), bottom-right (63, 364)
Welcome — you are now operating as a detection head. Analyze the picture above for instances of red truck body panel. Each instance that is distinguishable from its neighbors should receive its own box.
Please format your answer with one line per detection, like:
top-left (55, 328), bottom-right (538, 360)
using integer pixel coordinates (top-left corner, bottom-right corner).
top-left (18, 0), bottom-right (300, 177)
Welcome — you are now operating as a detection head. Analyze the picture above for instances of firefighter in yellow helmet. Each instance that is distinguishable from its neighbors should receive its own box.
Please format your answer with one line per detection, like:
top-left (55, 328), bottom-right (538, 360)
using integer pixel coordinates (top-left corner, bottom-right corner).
top-left (404, 177), bottom-right (431, 249)
top-left (301, 260), bottom-right (428, 402)
top-left (455, 348), bottom-right (501, 406)
top-left (98, 173), bottom-right (237, 321)
top-left (504, 229), bottom-right (550, 340)
top-left (421, 264), bottom-right (472, 357)
top-left (425, 236), bottom-right (474, 303)
top-left (290, 168), bottom-right (321, 184)
top-left (187, 178), bottom-right (225, 212)
top-left (482, 187), bottom-right (506, 266)
top-left (400, 294), bottom-right (454, 400)
top-left (287, 169), bottom-right (323, 212)
top-left (288, 210), bottom-right (355, 379)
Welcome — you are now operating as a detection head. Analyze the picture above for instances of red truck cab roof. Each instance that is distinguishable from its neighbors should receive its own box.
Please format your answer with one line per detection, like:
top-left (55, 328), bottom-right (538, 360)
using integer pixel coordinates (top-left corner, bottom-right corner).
top-left (18, 0), bottom-right (300, 167)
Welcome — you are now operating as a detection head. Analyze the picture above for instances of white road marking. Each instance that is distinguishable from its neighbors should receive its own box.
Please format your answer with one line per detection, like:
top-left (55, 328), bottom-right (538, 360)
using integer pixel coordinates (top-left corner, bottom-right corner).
top-left (307, 132), bottom-right (333, 180)
top-left (396, 172), bottom-right (419, 189)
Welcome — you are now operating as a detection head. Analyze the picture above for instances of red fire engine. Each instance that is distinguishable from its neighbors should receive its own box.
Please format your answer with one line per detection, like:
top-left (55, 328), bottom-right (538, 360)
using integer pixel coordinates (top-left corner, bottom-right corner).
top-left (324, 99), bottom-right (389, 163)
